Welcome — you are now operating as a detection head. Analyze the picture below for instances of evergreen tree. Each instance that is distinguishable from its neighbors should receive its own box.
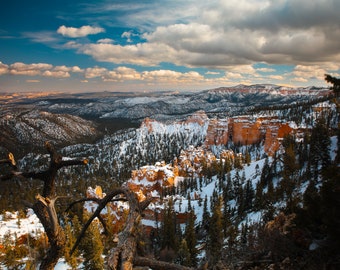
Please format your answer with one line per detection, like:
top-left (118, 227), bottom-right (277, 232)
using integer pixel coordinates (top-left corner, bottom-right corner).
top-left (320, 164), bottom-right (340, 246)
top-left (281, 134), bottom-right (299, 210)
top-left (254, 180), bottom-right (264, 210)
top-left (299, 180), bottom-right (322, 237)
top-left (207, 197), bottom-right (223, 265)
top-left (64, 214), bottom-right (81, 270)
top-left (309, 118), bottom-right (331, 179)
top-left (325, 74), bottom-right (340, 94)
top-left (202, 195), bottom-right (210, 231)
top-left (81, 213), bottom-right (104, 270)
top-left (176, 239), bottom-right (191, 266)
top-left (245, 149), bottom-right (251, 165)
top-left (244, 179), bottom-right (254, 212)
top-left (161, 198), bottom-right (177, 250)
top-left (185, 209), bottom-right (198, 267)
top-left (222, 202), bottom-right (232, 238)
top-left (260, 157), bottom-right (270, 187)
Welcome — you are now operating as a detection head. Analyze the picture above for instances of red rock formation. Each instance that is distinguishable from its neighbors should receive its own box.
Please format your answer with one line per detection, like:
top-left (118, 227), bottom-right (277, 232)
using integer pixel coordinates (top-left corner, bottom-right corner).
top-left (205, 118), bottom-right (229, 145)
top-left (204, 116), bottom-right (294, 156)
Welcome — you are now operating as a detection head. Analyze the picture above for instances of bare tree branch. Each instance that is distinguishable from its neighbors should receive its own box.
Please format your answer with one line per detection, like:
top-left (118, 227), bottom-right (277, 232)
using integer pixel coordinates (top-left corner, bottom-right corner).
top-left (68, 188), bottom-right (126, 255)
top-left (0, 142), bottom-right (88, 270)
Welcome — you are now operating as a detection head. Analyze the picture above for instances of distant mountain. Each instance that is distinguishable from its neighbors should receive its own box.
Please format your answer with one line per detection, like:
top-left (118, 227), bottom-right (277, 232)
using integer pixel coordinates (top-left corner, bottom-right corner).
top-left (0, 84), bottom-right (331, 156)
top-left (1, 84), bottom-right (331, 122)
top-left (0, 109), bottom-right (98, 156)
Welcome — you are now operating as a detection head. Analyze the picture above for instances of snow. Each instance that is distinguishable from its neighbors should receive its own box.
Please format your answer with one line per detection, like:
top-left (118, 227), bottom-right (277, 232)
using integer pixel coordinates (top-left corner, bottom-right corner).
top-left (0, 209), bottom-right (44, 241)
top-left (330, 136), bottom-right (338, 161)
top-left (123, 96), bottom-right (191, 105)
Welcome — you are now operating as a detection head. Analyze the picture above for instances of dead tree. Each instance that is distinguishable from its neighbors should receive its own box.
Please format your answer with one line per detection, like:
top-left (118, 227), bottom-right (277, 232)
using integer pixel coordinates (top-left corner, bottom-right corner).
top-left (0, 142), bottom-right (87, 270)
top-left (68, 188), bottom-right (194, 270)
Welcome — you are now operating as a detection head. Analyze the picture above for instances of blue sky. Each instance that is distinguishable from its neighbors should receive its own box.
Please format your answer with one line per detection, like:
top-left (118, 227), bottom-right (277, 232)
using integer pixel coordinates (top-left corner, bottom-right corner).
top-left (1, 0), bottom-right (340, 93)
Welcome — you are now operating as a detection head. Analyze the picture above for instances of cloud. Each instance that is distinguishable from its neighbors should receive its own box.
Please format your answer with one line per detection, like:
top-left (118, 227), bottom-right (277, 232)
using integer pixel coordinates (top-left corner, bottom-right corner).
top-left (0, 61), bottom-right (84, 78)
top-left (292, 64), bottom-right (339, 81)
top-left (9, 62), bottom-right (52, 76)
top-left (257, 68), bottom-right (276, 73)
top-left (292, 77), bottom-right (308, 83)
top-left (54, 65), bottom-right (84, 73)
top-left (206, 71), bottom-right (221, 75)
top-left (42, 70), bottom-right (70, 78)
top-left (103, 67), bottom-right (142, 82)
top-left (97, 38), bottom-right (114, 44)
top-left (66, 0), bottom-right (340, 71)
top-left (268, 75), bottom-right (284, 80)
top-left (57, 25), bottom-right (105, 38)
top-left (0, 62), bottom-right (9, 75)
top-left (121, 31), bottom-right (134, 43)
top-left (83, 65), bottom-right (206, 85)
top-left (22, 31), bottom-right (59, 43)
top-left (79, 42), bottom-right (175, 66)
top-left (141, 70), bottom-right (204, 83)
top-left (84, 67), bottom-right (108, 79)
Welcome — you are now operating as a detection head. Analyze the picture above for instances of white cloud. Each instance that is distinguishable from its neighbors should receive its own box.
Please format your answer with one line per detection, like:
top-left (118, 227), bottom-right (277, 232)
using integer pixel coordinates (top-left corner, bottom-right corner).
top-left (206, 71), bottom-right (221, 75)
top-left (121, 31), bottom-right (134, 43)
top-left (0, 62), bottom-right (9, 75)
top-left (257, 67), bottom-right (276, 73)
top-left (54, 65), bottom-right (84, 73)
top-left (0, 62), bottom-right (84, 78)
top-left (43, 70), bottom-right (70, 78)
top-left (291, 64), bottom-right (340, 81)
top-left (84, 67), bottom-right (108, 78)
top-left (103, 67), bottom-right (141, 82)
top-left (141, 70), bottom-right (204, 83)
top-left (97, 38), bottom-right (114, 44)
top-left (57, 25), bottom-right (105, 38)
top-left (9, 62), bottom-right (52, 76)
top-left (225, 72), bottom-right (243, 79)
top-left (292, 77), bottom-right (308, 83)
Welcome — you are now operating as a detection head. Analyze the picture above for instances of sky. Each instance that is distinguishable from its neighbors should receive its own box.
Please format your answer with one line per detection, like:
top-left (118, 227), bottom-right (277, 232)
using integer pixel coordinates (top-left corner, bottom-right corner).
top-left (0, 0), bottom-right (340, 93)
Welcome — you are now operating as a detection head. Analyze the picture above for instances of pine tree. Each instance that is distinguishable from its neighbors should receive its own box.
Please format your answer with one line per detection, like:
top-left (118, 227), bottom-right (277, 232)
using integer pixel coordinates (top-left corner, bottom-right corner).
top-left (244, 179), bottom-right (254, 212)
top-left (309, 118), bottom-right (331, 179)
top-left (202, 195), bottom-right (210, 231)
top-left (245, 149), bottom-right (251, 165)
top-left (254, 180), bottom-right (264, 210)
top-left (260, 157), bottom-right (270, 187)
top-left (281, 134), bottom-right (299, 210)
top-left (320, 164), bottom-right (340, 246)
top-left (185, 209), bottom-right (198, 267)
top-left (81, 213), bottom-right (104, 270)
top-left (161, 198), bottom-right (177, 250)
top-left (64, 214), bottom-right (81, 269)
top-left (207, 197), bottom-right (223, 265)
top-left (176, 239), bottom-right (191, 266)
top-left (299, 180), bottom-right (322, 237)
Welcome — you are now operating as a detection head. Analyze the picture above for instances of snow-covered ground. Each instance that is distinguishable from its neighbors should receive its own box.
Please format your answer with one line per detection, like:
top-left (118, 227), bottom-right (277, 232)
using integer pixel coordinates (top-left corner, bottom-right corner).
top-left (0, 209), bottom-right (44, 240)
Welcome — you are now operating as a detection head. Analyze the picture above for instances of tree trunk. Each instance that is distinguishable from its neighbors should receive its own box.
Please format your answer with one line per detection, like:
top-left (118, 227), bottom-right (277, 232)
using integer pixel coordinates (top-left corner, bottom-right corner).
top-left (33, 197), bottom-right (66, 270)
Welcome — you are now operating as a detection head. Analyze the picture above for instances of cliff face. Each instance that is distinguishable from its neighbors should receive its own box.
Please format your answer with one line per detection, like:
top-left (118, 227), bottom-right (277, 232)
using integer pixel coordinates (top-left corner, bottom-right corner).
top-left (205, 118), bottom-right (229, 145)
top-left (204, 115), bottom-right (293, 155)
top-left (142, 112), bottom-right (294, 157)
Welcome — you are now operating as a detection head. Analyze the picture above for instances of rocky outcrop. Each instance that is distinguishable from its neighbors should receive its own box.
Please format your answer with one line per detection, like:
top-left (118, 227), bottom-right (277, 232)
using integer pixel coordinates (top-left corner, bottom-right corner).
top-left (205, 118), bottom-right (229, 145)
top-left (205, 115), bottom-right (294, 155)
